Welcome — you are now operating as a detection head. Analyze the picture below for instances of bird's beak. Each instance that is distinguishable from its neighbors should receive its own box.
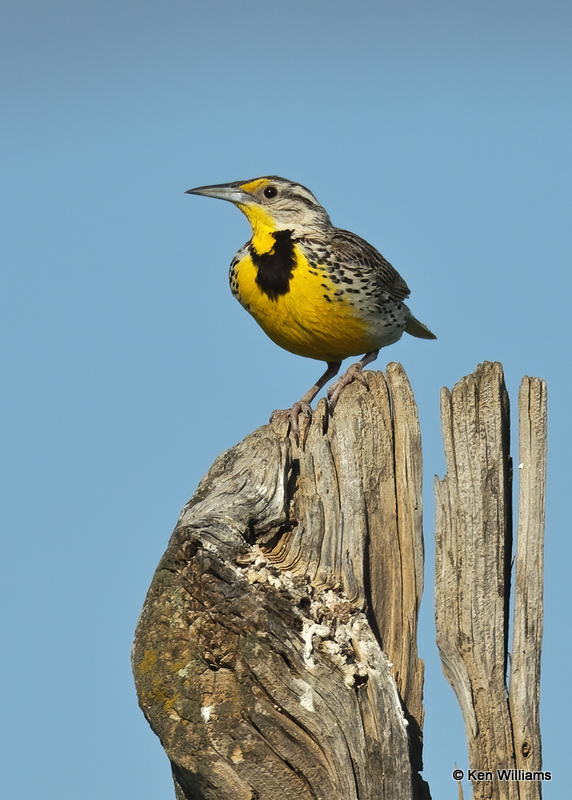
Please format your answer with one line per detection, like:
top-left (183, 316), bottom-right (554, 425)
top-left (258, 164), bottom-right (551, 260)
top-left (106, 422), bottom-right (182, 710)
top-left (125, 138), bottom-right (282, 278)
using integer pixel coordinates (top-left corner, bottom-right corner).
top-left (185, 182), bottom-right (250, 205)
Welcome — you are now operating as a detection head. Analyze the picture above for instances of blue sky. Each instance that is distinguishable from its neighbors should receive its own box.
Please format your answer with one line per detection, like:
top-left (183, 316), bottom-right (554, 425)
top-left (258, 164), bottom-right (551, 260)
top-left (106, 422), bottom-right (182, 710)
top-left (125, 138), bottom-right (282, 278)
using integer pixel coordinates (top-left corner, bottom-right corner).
top-left (2, 1), bottom-right (570, 797)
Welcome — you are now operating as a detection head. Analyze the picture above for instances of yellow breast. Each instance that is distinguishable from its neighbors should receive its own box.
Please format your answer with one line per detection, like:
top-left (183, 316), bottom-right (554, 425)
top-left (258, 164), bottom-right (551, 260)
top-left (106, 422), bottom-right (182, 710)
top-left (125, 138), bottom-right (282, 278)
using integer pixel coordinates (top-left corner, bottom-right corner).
top-left (232, 244), bottom-right (379, 362)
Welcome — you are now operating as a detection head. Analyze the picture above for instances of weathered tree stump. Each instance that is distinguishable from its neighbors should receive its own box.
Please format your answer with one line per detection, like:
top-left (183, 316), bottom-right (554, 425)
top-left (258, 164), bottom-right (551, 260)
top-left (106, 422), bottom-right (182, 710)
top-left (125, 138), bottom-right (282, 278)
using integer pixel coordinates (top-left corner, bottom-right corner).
top-left (434, 363), bottom-right (547, 800)
top-left (133, 364), bottom-right (430, 800)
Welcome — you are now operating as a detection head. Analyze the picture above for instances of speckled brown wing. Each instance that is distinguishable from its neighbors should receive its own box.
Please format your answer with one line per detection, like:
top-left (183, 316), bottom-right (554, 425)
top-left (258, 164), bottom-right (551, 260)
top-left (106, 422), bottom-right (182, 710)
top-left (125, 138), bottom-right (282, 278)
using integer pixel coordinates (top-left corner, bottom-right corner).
top-left (330, 228), bottom-right (411, 302)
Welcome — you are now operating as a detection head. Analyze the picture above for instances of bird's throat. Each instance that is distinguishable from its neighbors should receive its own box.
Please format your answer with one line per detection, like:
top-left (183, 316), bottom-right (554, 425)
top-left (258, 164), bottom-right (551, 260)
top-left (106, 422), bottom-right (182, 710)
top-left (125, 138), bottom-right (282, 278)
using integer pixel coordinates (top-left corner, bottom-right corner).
top-left (237, 203), bottom-right (278, 254)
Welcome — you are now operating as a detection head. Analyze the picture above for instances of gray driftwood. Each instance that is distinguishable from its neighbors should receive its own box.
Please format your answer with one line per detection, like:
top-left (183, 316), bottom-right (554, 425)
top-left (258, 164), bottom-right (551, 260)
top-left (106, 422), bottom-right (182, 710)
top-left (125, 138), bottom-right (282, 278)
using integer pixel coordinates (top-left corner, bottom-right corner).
top-left (434, 363), bottom-right (547, 800)
top-left (133, 364), bottom-right (430, 800)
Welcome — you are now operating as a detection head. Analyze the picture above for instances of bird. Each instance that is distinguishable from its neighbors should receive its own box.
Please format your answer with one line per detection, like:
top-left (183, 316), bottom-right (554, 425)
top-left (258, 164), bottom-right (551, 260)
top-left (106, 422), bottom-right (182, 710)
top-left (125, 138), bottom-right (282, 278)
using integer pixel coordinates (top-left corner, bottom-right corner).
top-left (186, 176), bottom-right (436, 437)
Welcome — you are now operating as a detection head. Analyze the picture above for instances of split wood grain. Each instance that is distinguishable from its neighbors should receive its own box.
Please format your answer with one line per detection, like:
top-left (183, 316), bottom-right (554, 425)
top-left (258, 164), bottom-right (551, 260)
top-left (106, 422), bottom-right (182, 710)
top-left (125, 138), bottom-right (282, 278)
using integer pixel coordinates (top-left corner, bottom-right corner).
top-left (133, 364), bottom-right (429, 800)
top-left (435, 363), bottom-right (547, 800)
top-left (508, 377), bottom-right (547, 800)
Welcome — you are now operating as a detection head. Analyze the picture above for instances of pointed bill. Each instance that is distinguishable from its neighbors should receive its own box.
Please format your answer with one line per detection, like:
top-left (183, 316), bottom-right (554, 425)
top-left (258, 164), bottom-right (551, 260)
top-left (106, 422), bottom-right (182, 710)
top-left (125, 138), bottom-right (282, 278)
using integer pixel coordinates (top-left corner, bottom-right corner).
top-left (185, 181), bottom-right (249, 204)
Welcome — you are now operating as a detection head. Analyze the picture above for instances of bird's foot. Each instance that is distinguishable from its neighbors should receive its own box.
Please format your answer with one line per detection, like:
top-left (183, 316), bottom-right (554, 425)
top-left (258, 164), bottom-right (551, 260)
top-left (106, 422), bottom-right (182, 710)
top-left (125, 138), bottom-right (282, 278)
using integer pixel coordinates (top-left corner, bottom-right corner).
top-left (327, 363), bottom-right (369, 412)
top-left (270, 400), bottom-right (313, 442)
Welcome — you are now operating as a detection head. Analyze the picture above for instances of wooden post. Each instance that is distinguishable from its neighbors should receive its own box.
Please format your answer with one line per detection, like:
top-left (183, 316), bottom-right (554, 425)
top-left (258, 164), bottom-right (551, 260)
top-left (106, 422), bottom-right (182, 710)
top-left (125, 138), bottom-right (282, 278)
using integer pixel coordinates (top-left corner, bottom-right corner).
top-left (509, 377), bottom-right (547, 791)
top-left (434, 363), bottom-right (547, 800)
top-left (132, 365), bottom-right (430, 800)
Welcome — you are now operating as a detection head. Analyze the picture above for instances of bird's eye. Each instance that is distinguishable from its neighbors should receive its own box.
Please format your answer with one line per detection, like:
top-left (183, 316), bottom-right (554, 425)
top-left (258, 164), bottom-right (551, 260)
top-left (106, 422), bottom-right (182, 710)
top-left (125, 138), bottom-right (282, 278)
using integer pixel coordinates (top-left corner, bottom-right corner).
top-left (263, 186), bottom-right (278, 199)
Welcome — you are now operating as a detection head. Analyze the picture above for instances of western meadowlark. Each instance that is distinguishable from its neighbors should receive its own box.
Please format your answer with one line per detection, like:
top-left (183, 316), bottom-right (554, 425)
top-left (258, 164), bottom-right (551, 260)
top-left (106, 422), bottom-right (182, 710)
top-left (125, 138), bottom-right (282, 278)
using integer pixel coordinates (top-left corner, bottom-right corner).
top-left (186, 176), bottom-right (436, 436)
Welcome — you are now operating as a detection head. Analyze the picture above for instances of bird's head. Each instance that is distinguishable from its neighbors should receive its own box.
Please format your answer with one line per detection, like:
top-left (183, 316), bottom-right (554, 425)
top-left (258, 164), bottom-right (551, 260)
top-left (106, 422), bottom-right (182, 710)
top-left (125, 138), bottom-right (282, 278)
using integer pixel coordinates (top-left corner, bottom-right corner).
top-left (186, 176), bottom-right (332, 244)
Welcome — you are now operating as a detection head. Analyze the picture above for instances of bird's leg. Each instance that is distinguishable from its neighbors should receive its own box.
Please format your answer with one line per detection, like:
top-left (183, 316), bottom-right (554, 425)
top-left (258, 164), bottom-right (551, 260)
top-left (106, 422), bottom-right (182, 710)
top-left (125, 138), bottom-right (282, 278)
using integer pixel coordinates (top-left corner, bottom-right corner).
top-left (270, 361), bottom-right (341, 440)
top-left (327, 349), bottom-right (380, 412)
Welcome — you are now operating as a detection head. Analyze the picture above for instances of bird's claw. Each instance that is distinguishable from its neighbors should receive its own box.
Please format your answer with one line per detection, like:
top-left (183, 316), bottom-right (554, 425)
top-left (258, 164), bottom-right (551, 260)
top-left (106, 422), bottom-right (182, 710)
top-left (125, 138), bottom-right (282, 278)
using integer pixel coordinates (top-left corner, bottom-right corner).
top-left (327, 364), bottom-right (369, 412)
top-left (270, 400), bottom-right (313, 443)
